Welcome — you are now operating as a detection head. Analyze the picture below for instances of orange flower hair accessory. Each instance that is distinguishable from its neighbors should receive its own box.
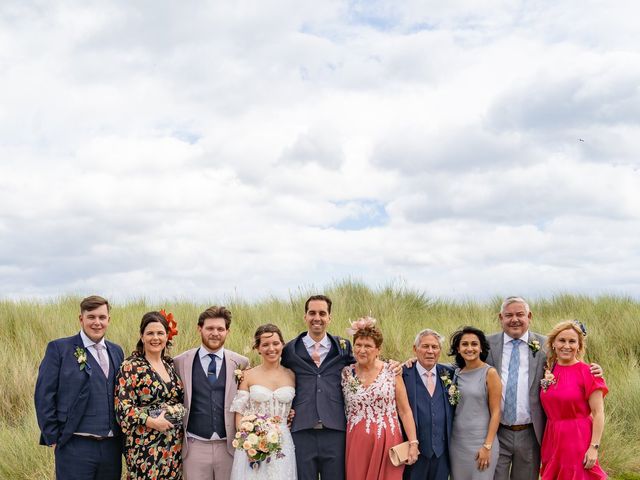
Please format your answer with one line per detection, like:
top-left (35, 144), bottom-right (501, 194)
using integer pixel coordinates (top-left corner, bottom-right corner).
top-left (159, 309), bottom-right (179, 341)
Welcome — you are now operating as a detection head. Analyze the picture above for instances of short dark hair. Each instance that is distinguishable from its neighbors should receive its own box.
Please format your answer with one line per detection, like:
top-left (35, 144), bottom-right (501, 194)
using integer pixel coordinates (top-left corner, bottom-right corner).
top-left (304, 295), bottom-right (332, 314)
top-left (135, 311), bottom-right (172, 357)
top-left (252, 324), bottom-right (285, 349)
top-left (80, 295), bottom-right (110, 313)
top-left (448, 326), bottom-right (490, 367)
top-left (198, 306), bottom-right (232, 328)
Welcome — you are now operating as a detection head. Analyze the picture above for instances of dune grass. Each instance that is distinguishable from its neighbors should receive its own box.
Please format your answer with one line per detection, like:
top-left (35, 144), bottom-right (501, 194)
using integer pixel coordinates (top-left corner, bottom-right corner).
top-left (1, 281), bottom-right (638, 478)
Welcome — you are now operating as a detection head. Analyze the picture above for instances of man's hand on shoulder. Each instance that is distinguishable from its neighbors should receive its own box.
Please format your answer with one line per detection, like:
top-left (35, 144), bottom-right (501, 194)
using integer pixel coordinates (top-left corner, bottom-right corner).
top-left (589, 363), bottom-right (604, 378)
top-left (403, 357), bottom-right (417, 369)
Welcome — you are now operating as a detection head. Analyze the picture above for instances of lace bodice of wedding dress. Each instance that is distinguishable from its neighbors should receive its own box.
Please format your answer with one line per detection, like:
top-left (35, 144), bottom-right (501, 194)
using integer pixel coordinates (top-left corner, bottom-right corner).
top-left (229, 385), bottom-right (297, 480)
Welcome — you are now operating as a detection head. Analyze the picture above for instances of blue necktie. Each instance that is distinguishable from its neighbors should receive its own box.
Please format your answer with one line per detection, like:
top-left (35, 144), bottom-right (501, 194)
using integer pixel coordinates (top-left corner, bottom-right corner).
top-left (207, 353), bottom-right (218, 385)
top-left (504, 339), bottom-right (521, 424)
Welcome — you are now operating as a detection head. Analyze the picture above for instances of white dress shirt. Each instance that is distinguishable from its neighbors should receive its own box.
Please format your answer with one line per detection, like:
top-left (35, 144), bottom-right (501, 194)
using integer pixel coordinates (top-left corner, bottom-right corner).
top-left (416, 362), bottom-right (438, 391)
top-left (500, 330), bottom-right (532, 425)
top-left (80, 329), bottom-right (109, 375)
top-left (198, 345), bottom-right (225, 378)
top-left (302, 333), bottom-right (331, 365)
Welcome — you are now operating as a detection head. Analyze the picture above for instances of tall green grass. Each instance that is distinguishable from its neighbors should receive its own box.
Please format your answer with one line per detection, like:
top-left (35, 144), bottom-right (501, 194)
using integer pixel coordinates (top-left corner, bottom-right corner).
top-left (1, 281), bottom-right (638, 479)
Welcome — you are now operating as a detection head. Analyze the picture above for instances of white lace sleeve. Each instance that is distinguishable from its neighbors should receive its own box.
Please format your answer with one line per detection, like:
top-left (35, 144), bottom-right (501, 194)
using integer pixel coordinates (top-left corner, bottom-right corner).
top-left (229, 390), bottom-right (250, 414)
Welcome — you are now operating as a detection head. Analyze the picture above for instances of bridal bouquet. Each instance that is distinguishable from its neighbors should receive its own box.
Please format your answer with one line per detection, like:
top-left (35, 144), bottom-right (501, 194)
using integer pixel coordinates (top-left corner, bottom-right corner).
top-left (148, 403), bottom-right (187, 429)
top-left (232, 414), bottom-right (285, 469)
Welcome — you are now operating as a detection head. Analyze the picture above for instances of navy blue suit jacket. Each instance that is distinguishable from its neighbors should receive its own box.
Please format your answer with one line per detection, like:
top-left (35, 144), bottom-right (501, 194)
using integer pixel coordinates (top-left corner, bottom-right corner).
top-left (34, 333), bottom-right (124, 447)
top-left (402, 363), bottom-right (455, 446)
top-left (281, 332), bottom-right (355, 432)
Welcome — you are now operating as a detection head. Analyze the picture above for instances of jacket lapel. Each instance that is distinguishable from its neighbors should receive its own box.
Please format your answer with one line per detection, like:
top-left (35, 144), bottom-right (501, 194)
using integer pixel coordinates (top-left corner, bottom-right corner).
top-left (404, 366), bottom-right (419, 426)
top-left (492, 333), bottom-right (504, 374)
top-left (293, 334), bottom-right (320, 374)
top-left (224, 351), bottom-right (239, 410)
top-left (183, 348), bottom-right (197, 411)
top-left (318, 334), bottom-right (341, 372)
top-left (527, 333), bottom-right (540, 390)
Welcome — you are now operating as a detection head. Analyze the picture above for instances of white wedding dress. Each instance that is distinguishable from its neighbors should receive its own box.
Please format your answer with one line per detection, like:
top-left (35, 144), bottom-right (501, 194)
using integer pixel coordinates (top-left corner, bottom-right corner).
top-left (229, 385), bottom-right (297, 480)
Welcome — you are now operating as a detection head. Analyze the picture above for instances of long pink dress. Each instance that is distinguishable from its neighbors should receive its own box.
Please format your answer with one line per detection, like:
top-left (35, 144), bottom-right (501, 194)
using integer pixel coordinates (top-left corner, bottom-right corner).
top-left (540, 361), bottom-right (608, 479)
top-left (341, 363), bottom-right (404, 480)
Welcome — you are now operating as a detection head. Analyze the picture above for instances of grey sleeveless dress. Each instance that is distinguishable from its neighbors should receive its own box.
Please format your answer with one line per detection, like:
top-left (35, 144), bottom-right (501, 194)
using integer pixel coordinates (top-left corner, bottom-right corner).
top-left (449, 364), bottom-right (499, 479)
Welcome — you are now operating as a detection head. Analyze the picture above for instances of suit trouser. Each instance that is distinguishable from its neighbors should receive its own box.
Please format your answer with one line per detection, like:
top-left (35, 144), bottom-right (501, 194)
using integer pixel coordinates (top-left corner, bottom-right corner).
top-left (183, 437), bottom-right (233, 480)
top-left (55, 435), bottom-right (121, 480)
top-left (292, 428), bottom-right (345, 480)
top-left (404, 451), bottom-right (450, 480)
top-left (494, 426), bottom-right (540, 480)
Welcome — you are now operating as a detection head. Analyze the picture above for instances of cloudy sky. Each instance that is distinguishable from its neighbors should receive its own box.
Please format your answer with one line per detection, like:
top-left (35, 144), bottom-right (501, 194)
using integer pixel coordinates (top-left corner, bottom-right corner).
top-left (1, 1), bottom-right (639, 302)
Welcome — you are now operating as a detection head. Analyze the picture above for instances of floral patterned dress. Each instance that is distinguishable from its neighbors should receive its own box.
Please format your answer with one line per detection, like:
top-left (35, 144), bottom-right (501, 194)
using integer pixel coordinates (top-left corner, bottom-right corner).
top-left (115, 352), bottom-right (184, 480)
top-left (341, 363), bottom-right (404, 480)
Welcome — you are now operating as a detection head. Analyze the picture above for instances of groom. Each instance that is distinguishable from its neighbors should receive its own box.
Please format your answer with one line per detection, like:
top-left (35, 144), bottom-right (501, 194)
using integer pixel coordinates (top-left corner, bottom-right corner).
top-left (281, 295), bottom-right (355, 480)
top-left (174, 306), bottom-right (249, 480)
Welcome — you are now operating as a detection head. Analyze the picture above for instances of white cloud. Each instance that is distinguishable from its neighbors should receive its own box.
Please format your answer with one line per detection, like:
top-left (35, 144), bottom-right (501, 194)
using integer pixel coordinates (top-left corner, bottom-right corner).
top-left (1, 0), bottom-right (640, 302)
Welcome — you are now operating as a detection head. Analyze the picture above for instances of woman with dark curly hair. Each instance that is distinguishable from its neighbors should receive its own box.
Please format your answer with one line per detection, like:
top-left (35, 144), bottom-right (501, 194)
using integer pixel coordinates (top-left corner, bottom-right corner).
top-left (115, 311), bottom-right (184, 479)
top-left (448, 326), bottom-right (502, 479)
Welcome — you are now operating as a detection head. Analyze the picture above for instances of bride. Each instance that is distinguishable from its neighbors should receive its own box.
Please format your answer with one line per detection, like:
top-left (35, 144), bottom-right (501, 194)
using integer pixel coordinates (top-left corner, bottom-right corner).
top-left (230, 324), bottom-right (297, 480)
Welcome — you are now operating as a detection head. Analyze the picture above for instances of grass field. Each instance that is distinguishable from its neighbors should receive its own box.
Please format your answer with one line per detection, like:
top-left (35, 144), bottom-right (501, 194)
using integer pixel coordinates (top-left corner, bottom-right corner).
top-left (1, 281), bottom-right (639, 479)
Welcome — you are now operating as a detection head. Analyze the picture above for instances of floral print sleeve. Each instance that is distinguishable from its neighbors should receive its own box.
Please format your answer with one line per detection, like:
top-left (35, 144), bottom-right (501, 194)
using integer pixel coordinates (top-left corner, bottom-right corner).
top-left (114, 352), bottom-right (184, 480)
top-left (115, 357), bottom-right (152, 429)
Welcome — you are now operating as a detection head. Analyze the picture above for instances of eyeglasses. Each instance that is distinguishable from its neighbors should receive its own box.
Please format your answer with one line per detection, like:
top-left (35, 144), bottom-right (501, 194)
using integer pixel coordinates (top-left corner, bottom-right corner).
top-left (353, 344), bottom-right (377, 351)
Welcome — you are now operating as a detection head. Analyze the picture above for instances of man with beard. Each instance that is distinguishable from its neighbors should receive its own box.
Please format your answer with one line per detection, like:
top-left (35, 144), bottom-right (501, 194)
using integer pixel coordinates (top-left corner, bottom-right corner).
top-left (174, 306), bottom-right (249, 480)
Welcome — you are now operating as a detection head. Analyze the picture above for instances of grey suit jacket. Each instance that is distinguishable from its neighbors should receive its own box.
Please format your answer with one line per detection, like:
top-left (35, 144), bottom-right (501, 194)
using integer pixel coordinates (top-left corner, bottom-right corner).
top-left (485, 331), bottom-right (547, 445)
top-left (174, 347), bottom-right (249, 457)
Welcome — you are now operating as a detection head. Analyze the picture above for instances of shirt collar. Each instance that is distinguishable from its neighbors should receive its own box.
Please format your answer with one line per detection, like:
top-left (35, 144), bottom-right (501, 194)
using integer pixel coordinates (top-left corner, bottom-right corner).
top-left (416, 362), bottom-right (438, 377)
top-left (200, 345), bottom-right (225, 360)
top-left (80, 330), bottom-right (106, 349)
top-left (303, 333), bottom-right (330, 349)
top-left (503, 330), bottom-right (530, 345)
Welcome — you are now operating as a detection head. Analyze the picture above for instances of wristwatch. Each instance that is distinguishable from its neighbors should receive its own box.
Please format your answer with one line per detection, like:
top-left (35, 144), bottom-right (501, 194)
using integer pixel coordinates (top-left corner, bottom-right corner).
top-left (591, 443), bottom-right (600, 450)
top-left (482, 443), bottom-right (492, 450)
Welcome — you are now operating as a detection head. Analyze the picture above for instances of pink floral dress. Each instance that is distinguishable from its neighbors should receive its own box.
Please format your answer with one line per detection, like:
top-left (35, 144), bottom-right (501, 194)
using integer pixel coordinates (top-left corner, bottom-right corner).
top-left (341, 363), bottom-right (404, 480)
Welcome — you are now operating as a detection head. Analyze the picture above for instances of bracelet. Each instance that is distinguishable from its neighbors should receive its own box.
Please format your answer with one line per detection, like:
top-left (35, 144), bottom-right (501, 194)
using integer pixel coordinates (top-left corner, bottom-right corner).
top-left (408, 440), bottom-right (419, 445)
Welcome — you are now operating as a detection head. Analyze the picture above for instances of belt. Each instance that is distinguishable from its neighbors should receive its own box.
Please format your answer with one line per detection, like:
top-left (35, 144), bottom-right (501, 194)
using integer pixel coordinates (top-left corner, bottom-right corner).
top-left (500, 423), bottom-right (532, 432)
top-left (74, 434), bottom-right (111, 441)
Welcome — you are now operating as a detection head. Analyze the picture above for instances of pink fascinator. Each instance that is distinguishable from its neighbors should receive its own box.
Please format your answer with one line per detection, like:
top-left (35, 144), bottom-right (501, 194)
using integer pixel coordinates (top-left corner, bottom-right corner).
top-left (346, 316), bottom-right (377, 335)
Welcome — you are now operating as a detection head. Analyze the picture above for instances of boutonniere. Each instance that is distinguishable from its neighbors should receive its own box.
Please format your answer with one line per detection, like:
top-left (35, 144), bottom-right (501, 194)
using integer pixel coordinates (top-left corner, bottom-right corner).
top-left (339, 338), bottom-right (347, 351)
top-left (540, 367), bottom-right (556, 392)
top-left (233, 361), bottom-right (250, 386)
top-left (528, 340), bottom-right (541, 356)
top-left (440, 372), bottom-right (461, 406)
top-left (74, 346), bottom-right (89, 371)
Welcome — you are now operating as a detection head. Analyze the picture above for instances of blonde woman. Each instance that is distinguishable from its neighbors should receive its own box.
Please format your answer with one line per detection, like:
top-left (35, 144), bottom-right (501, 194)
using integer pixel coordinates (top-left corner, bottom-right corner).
top-left (539, 320), bottom-right (607, 479)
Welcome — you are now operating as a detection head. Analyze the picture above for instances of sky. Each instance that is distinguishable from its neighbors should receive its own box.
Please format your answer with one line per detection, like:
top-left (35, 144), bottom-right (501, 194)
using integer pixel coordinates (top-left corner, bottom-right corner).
top-left (1, 1), bottom-right (639, 302)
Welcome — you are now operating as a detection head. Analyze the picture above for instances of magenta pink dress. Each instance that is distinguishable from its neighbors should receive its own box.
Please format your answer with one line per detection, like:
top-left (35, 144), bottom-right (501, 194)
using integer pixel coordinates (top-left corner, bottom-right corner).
top-left (540, 361), bottom-right (608, 479)
top-left (341, 364), bottom-right (404, 480)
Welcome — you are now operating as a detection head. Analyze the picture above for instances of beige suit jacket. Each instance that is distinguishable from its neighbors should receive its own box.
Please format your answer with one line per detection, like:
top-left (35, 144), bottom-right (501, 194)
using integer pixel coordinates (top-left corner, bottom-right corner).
top-left (174, 347), bottom-right (249, 457)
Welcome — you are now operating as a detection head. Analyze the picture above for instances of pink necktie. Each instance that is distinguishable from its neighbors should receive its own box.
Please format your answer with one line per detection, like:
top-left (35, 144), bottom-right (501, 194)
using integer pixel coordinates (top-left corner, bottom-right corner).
top-left (94, 344), bottom-right (109, 377)
top-left (426, 371), bottom-right (435, 396)
top-left (312, 342), bottom-right (321, 367)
